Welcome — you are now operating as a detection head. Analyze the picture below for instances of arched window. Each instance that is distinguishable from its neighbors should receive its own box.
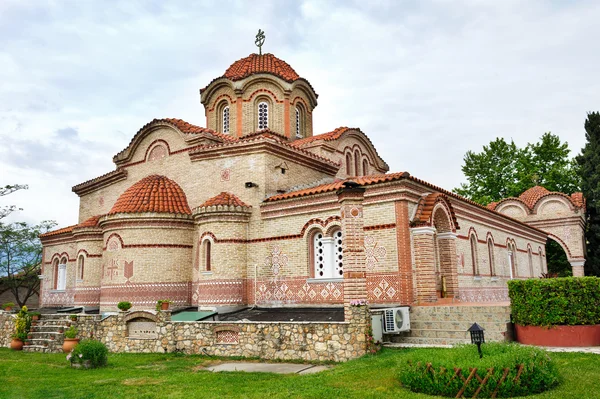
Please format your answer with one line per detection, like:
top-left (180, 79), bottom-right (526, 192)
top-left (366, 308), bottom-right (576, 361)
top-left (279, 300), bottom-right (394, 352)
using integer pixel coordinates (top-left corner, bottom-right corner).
top-left (222, 105), bottom-right (230, 134)
top-left (258, 101), bottom-right (269, 130)
top-left (487, 239), bottom-right (495, 276)
top-left (508, 242), bottom-right (517, 278)
top-left (539, 247), bottom-right (544, 274)
top-left (53, 259), bottom-right (59, 289)
top-left (470, 234), bottom-right (479, 276)
top-left (528, 247), bottom-right (533, 277)
top-left (295, 106), bottom-right (302, 138)
top-left (203, 240), bottom-right (212, 272)
top-left (346, 153), bottom-right (352, 175)
top-left (312, 229), bottom-right (343, 279)
top-left (78, 255), bottom-right (85, 280)
top-left (362, 159), bottom-right (368, 176)
top-left (56, 257), bottom-right (67, 290)
top-left (354, 150), bottom-right (360, 177)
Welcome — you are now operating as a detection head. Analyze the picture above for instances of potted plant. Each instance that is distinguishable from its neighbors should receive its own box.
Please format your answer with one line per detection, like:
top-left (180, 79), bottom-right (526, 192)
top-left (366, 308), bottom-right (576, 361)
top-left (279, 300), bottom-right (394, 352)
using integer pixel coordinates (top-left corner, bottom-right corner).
top-left (30, 312), bottom-right (41, 321)
top-left (117, 301), bottom-right (132, 312)
top-left (63, 326), bottom-right (79, 353)
top-left (156, 299), bottom-right (172, 311)
top-left (10, 306), bottom-right (30, 351)
top-left (2, 302), bottom-right (15, 312)
top-left (70, 314), bottom-right (78, 322)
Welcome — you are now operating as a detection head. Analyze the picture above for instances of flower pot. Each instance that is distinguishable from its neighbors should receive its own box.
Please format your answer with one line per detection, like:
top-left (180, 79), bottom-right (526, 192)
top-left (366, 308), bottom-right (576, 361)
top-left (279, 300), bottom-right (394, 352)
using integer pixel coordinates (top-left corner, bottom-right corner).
top-left (4, 307), bottom-right (12, 312)
top-left (10, 339), bottom-right (24, 351)
top-left (161, 302), bottom-right (170, 311)
top-left (31, 315), bottom-right (39, 321)
top-left (63, 338), bottom-right (80, 353)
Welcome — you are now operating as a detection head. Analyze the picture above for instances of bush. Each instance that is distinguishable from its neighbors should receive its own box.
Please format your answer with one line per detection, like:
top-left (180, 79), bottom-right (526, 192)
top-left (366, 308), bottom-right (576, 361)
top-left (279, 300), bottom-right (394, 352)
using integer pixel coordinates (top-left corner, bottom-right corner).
top-left (117, 301), bottom-right (132, 311)
top-left (508, 277), bottom-right (600, 326)
top-left (12, 306), bottom-right (31, 340)
top-left (68, 339), bottom-right (108, 368)
top-left (398, 343), bottom-right (559, 398)
top-left (64, 326), bottom-right (78, 339)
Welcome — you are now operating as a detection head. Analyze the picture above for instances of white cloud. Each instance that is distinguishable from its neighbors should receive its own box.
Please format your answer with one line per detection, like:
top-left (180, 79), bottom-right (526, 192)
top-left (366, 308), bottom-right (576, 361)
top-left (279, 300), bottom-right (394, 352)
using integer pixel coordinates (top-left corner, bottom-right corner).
top-left (1, 0), bottom-right (598, 227)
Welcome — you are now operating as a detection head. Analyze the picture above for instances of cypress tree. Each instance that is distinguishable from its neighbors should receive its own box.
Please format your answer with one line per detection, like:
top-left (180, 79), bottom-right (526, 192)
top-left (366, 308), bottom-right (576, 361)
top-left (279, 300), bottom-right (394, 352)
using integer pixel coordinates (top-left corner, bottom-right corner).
top-left (576, 112), bottom-right (600, 276)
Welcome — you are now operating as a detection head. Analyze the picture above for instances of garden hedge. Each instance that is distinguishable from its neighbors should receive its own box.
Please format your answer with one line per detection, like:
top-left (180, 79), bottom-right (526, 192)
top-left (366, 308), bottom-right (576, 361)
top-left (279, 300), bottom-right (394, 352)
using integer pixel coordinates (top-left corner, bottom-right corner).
top-left (398, 343), bottom-right (559, 398)
top-left (508, 277), bottom-right (600, 326)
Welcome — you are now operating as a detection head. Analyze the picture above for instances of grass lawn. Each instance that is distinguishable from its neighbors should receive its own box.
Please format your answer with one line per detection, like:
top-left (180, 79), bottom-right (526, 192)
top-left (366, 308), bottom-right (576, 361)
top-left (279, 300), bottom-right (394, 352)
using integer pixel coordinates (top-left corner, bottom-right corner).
top-left (1, 347), bottom-right (599, 398)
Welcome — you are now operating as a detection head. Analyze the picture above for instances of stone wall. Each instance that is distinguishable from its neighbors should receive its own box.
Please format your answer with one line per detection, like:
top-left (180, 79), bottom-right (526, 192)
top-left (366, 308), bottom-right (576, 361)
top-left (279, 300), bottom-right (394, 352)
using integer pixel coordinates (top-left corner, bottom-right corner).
top-left (0, 313), bottom-right (15, 348)
top-left (2, 307), bottom-right (369, 362)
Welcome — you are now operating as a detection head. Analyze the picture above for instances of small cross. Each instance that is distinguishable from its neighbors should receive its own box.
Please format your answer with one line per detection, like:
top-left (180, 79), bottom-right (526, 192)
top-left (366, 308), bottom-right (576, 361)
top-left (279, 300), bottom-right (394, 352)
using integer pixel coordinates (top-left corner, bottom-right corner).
top-left (255, 29), bottom-right (265, 55)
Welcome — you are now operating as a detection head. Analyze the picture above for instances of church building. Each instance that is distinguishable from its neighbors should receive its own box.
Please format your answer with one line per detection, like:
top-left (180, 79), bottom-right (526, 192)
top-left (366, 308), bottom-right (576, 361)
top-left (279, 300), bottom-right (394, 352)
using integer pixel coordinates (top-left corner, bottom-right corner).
top-left (39, 50), bottom-right (586, 312)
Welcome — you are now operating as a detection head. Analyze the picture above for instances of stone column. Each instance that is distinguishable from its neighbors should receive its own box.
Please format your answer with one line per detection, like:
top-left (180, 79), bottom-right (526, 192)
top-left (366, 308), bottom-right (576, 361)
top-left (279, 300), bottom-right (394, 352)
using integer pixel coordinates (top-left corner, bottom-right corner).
top-left (437, 232), bottom-right (458, 298)
top-left (337, 184), bottom-right (367, 322)
top-left (411, 227), bottom-right (437, 303)
top-left (570, 260), bottom-right (585, 277)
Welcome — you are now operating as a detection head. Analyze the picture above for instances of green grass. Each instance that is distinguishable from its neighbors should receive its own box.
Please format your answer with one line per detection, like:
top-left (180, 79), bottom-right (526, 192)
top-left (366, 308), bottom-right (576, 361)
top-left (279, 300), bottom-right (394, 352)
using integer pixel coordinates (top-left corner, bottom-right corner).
top-left (1, 347), bottom-right (599, 398)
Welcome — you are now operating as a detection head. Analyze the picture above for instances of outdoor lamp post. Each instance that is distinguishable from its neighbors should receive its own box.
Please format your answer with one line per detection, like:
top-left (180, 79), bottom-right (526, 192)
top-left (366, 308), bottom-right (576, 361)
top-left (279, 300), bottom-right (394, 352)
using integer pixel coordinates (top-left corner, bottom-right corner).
top-left (468, 323), bottom-right (485, 358)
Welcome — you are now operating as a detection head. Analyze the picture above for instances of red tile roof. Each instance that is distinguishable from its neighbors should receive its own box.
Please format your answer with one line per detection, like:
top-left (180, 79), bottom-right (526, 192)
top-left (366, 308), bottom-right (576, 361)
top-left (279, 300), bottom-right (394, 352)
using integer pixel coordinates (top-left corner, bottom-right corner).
top-left (39, 225), bottom-right (76, 238)
top-left (223, 53), bottom-right (300, 83)
top-left (75, 215), bottom-right (102, 229)
top-left (413, 193), bottom-right (459, 229)
top-left (291, 127), bottom-right (351, 147)
top-left (109, 175), bottom-right (191, 215)
top-left (487, 186), bottom-right (586, 211)
top-left (571, 192), bottom-right (585, 208)
top-left (264, 172), bottom-right (410, 202)
top-left (518, 186), bottom-right (550, 209)
top-left (199, 192), bottom-right (250, 208)
top-left (162, 118), bottom-right (236, 142)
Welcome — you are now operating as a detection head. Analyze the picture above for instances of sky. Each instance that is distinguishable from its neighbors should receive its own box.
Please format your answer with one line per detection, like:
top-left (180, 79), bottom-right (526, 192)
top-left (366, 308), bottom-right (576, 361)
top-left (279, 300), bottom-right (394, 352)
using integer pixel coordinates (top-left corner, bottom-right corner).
top-left (1, 0), bottom-right (599, 228)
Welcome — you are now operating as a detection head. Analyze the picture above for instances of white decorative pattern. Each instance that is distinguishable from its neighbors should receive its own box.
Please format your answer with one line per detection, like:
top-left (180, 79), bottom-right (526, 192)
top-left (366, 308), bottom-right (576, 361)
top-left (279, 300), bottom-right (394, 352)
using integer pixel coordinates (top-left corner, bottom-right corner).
top-left (265, 246), bottom-right (288, 276)
top-left (334, 230), bottom-right (344, 277)
top-left (314, 233), bottom-right (325, 278)
top-left (364, 235), bottom-right (387, 270)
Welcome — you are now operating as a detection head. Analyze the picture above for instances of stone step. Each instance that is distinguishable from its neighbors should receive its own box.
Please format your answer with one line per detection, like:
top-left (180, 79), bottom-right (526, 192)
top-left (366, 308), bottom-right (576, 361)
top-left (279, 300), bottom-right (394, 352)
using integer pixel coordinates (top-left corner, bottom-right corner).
top-left (23, 345), bottom-right (50, 353)
top-left (388, 336), bottom-right (473, 345)
top-left (28, 331), bottom-right (64, 340)
top-left (410, 306), bottom-right (511, 315)
top-left (409, 320), bottom-right (510, 331)
top-left (408, 312), bottom-right (510, 323)
top-left (31, 325), bottom-right (69, 333)
top-left (392, 329), bottom-right (507, 341)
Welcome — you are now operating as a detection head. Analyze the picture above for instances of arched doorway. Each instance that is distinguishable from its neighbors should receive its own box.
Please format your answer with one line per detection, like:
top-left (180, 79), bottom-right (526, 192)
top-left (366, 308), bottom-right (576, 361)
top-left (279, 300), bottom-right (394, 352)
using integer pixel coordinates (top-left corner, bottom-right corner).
top-left (432, 206), bottom-right (459, 299)
top-left (546, 237), bottom-right (571, 277)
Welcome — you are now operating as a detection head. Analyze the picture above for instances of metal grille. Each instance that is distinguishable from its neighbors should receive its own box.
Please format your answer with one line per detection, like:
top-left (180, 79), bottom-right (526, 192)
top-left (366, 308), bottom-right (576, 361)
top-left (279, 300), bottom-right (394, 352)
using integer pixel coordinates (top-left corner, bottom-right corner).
top-left (258, 102), bottom-right (268, 129)
top-left (223, 106), bottom-right (230, 134)
top-left (384, 309), bottom-right (395, 332)
top-left (295, 107), bottom-right (301, 137)
top-left (314, 233), bottom-right (325, 277)
top-left (334, 230), bottom-right (343, 277)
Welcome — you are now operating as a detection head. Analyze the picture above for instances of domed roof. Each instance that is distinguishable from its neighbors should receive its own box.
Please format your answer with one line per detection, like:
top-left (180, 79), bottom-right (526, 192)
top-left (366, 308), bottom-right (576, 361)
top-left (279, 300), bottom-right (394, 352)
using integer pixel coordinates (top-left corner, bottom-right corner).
top-left (223, 53), bottom-right (300, 83)
top-left (518, 186), bottom-right (550, 208)
top-left (109, 175), bottom-right (191, 215)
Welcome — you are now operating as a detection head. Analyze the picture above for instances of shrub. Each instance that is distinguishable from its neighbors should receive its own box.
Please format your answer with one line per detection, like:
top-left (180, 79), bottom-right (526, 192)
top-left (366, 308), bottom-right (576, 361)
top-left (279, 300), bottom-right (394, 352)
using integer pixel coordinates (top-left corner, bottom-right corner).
top-left (68, 339), bottom-right (108, 368)
top-left (508, 277), bottom-right (600, 326)
top-left (64, 326), bottom-right (78, 339)
top-left (117, 301), bottom-right (132, 311)
top-left (12, 306), bottom-right (31, 340)
top-left (398, 343), bottom-right (559, 398)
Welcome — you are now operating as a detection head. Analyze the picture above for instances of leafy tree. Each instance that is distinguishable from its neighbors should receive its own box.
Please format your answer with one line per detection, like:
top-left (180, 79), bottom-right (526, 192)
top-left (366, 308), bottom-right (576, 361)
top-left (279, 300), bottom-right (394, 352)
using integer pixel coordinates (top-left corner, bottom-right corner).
top-left (0, 184), bottom-right (28, 220)
top-left (576, 112), bottom-right (600, 276)
top-left (455, 133), bottom-right (581, 276)
top-left (0, 221), bottom-right (56, 307)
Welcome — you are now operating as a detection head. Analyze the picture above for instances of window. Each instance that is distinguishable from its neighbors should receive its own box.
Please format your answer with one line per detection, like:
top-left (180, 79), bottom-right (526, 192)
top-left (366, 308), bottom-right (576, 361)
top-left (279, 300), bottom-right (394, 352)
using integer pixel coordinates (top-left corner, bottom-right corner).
top-left (295, 107), bottom-right (301, 138)
top-left (312, 230), bottom-right (343, 279)
top-left (258, 102), bottom-right (268, 130)
top-left (354, 150), bottom-right (360, 176)
top-left (203, 240), bottom-right (212, 272)
top-left (53, 259), bottom-right (59, 289)
top-left (470, 235), bottom-right (479, 276)
top-left (222, 106), bottom-right (230, 134)
top-left (528, 248), bottom-right (533, 277)
top-left (78, 255), bottom-right (85, 280)
top-left (508, 242), bottom-right (517, 278)
top-left (487, 239), bottom-right (495, 276)
top-left (362, 159), bottom-right (368, 175)
top-left (539, 248), bottom-right (544, 274)
top-left (346, 153), bottom-right (352, 175)
top-left (57, 257), bottom-right (67, 290)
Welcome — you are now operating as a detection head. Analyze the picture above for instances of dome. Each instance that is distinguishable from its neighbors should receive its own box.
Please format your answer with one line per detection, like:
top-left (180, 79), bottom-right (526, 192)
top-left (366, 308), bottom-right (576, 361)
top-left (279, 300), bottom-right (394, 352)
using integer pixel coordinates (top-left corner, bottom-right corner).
top-left (223, 53), bottom-right (300, 83)
top-left (109, 175), bottom-right (191, 215)
top-left (518, 186), bottom-right (550, 209)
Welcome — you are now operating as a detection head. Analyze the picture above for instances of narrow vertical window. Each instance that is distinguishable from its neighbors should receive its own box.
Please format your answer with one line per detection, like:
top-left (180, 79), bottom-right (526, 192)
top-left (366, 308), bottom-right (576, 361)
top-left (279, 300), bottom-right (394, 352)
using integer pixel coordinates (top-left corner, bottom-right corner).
top-left (528, 248), bottom-right (533, 277)
top-left (314, 232), bottom-right (325, 277)
top-left (509, 242), bottom-right (517, 277)
top-left (258, 102), bottom-right (268, 130)
top-left (58, 258), bottom-right (67, 290)
top-left (354, 150), bottom-right (360, 176)
top-left (539, 248), bottom-right (544, 274)
top-left (334, 230), bottom-right (344, 277)
top-left (346, 153), bottom-right (352, 175)
top-left (53, 259), bottom-right (59, 289)
top-left (78, 255), bottom-right (85, 280)
top-left (488, 239), bottom-right (495, 276)
top-left (295, 107), bottom-right (301, 138)
top-left (222, 106), bottom-right (230, 134)
top-left (470, 235), bottom-right (479, 276)
top-left (362, 159), bottom-right (368, 175)
top-left (204, 240), bottom-right (212, 272)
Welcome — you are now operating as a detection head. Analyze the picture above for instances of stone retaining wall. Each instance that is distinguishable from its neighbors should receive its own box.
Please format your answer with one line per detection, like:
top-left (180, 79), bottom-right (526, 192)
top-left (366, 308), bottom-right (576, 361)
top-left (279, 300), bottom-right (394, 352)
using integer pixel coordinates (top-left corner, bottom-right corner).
top-left (0, 313), bottom-right (15, 348)
top-left (1, 307), bottom-right (369, 362)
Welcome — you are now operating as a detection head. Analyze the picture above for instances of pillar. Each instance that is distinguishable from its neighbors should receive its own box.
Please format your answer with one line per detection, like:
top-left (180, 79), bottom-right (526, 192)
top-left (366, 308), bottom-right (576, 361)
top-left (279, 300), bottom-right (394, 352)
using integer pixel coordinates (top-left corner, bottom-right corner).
top-left (411, 227), bottom-right (437, 303)
top-left (437, 232), bottom-right (459, 298)
top-left (337, 184), bottom-right (367, 322)
top-left (570, 260), bottom-right (585, 277)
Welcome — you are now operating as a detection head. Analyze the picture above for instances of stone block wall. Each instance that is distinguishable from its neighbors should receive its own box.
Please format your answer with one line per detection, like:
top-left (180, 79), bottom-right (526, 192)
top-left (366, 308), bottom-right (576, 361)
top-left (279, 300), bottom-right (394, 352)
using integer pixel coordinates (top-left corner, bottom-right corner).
top-left (0, 313), bottom-right (15, 348)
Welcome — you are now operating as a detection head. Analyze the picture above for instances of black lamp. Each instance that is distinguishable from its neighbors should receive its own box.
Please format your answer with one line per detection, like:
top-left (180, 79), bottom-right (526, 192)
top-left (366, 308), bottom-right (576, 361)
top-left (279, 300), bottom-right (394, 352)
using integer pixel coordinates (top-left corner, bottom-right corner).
top-left (468, 322), bottom-right (485, 358)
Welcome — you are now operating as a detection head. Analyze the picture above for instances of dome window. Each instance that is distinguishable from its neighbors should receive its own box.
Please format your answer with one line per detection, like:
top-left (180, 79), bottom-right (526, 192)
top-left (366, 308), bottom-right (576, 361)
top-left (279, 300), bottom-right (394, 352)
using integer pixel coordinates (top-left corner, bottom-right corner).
top-left (295, 107), bottom-right (302, 138)
top-left (258, 102), bottom-right (269, 130)
top-left (222, 106), bottom-right (230, 134)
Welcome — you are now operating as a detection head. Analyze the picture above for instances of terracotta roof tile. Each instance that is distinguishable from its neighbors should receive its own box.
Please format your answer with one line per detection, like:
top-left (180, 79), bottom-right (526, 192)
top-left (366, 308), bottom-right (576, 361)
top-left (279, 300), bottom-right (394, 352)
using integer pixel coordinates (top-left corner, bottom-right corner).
top-left (39, 225), bottom-right (76, 238)
top-left (240, 129), bottom-right (288, 142)
top-left (413, 193), bottom-right (459, 229)
top-left (109, 175), bottom-right (191, 215)
top-left (518, 186), bottom-right (550, 209)
top-left (199, 192), bottom-right (251, 208)
top-left (571, 192), bottom-right (585, 208)
top-left (75, 215), bottom-right (102, 229)
top-left (487, 202), bottom-right (498, 210)
top-left (291, 127), bottom-right (351, 147)
top-left (162, 118), bottom-right (236, 142)
top-left (223, 53), bottom-right (300, 83)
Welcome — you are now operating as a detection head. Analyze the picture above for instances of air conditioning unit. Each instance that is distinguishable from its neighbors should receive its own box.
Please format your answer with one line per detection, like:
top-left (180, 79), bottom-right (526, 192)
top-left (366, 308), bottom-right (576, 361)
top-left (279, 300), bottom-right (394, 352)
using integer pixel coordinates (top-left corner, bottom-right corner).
top-left (383, 307), bottom-right (411, 333)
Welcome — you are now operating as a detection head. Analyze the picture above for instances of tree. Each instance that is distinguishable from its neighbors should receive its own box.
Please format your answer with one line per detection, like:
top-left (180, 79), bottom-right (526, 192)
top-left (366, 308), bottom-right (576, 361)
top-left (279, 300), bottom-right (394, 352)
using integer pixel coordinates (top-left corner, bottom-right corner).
top-left (576, 112), bottom-right (600, 276)
top-left (455, 133), bottom-right (581, 276)
top-left (0, 221), bottom-right (56, 307)
top-left (455, 133), bottom-right (580, 204)
top-left (0, 184), bottom-right (28, 220)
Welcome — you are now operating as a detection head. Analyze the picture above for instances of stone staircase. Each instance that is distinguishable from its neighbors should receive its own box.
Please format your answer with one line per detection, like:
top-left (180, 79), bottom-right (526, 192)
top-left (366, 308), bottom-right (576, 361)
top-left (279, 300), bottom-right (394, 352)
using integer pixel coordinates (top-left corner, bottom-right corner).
top-left (23, 314), bottom-right (71, 353)
top-left (385, 305), bottom-right (513, 346)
